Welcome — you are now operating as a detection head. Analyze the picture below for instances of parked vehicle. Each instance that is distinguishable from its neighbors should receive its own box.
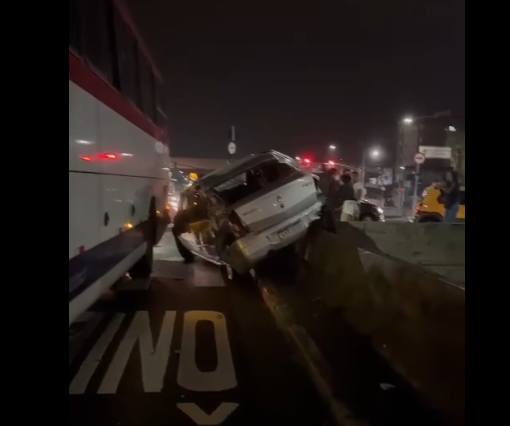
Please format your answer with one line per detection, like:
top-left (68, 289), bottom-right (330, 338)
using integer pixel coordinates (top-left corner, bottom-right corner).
top-left (415, 186), bottom-right (466, 223)
top-left (69, 0), bottom-right (169, 325)
top-left (311, 173), bottom-right (384, 222)
top-left (363, 185), bottom-right (386, 209)
top-left (359, 200), bottom-right (385, 221)
top-left (172, 151), bottom-right (324, 278)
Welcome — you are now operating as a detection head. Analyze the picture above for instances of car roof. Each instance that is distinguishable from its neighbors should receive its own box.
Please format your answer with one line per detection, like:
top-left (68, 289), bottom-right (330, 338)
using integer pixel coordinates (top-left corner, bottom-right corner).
top-left (196, 150), bottom-right (291, 191)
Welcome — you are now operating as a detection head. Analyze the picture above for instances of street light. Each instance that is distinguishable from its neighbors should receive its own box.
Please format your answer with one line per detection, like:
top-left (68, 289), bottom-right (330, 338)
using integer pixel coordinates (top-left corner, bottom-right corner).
top-left (370, 149), bottom-right (381, 159)
top-left (403, 117), bottom-right (414, 124)
top-left (361, 146), bottom-right (382, 184)
top-left (329, 144), bottom-right (336, 150)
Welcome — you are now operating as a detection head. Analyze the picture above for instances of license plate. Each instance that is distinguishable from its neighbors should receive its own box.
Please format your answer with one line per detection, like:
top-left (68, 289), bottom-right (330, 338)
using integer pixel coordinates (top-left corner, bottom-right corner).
top-left (278, 221), bottom-right (305, 240)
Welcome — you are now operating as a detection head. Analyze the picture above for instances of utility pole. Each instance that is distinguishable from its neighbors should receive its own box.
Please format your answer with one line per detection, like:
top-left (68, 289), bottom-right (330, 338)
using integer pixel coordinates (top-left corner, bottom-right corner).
top-left (360, 148), bottom-right (367, 186)
top-left (228, 126), bottom-right (237, 164)
top-left (412, 153), bottom-right (426, 214)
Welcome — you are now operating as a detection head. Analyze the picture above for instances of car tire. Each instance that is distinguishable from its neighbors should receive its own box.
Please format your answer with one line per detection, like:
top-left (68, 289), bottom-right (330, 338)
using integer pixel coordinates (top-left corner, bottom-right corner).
top-left (175, 232), bottom-right (195, 263)
top-left (129, 198), bottom-right (157, 278)
top-left (171, 210), bottom-right (195, 263)
top-left (360, 213), bottom-right (377, 222)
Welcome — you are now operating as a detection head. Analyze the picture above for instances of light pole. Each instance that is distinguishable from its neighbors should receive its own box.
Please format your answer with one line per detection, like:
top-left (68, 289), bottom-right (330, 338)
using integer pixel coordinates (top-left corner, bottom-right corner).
top-left (396, 117), bottom-right (416, 216)
top-left (361, 147), bottom-right (381, 185)
top-left (328, 144), bottom-right (337, 164)
top-left (227, 126), bottom-right (237, 164)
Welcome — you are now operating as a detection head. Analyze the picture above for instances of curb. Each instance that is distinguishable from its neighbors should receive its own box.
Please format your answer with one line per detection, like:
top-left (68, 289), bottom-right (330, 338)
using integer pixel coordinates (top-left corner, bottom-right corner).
top-left (258, 280), bottom-right (369, 426)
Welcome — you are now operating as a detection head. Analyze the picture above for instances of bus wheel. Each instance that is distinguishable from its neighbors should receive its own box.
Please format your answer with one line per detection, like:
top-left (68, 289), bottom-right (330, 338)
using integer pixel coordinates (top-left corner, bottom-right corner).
top-left (129, 199), bottom-right (157, 278)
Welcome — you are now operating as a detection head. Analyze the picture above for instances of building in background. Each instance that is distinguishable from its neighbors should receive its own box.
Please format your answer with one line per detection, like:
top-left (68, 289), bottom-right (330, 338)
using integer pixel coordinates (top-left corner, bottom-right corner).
top-left (395, 111), bottom-right (463, 206)
top-left (397, 111), bottom-right (453, 169)
top-left (446, 124), bottom-right (465, 182)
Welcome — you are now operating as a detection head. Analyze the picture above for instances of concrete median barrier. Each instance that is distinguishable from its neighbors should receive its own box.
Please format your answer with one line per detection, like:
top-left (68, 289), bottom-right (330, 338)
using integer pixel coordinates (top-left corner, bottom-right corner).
top-left (292, 226), bottom-right (465, 425)
top-left (348, 222), bottom-right (465, 283)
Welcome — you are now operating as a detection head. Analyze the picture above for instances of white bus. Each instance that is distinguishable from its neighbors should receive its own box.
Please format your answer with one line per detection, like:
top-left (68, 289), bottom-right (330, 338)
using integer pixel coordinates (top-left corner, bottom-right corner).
top-left (69, 0), bottom-right (170, 325)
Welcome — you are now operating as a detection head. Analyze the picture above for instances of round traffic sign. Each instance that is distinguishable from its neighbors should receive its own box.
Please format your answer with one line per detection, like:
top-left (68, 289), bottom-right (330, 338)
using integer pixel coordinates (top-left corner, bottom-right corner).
top-left (414, 152), bottom-right (426, 164)
top-left (228, 142), bottom-right (236, 155)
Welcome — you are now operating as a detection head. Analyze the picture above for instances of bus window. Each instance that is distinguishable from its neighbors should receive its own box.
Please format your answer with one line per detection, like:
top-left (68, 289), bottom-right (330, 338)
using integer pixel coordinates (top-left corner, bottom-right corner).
top-left (140, 54), bottom-right (156, 122)
top-left (69, 0), bottom-right (81, 53)
top-left (113, 11), bottom-right (142, 108)
top-left (81, 0), bottom-right (113, 82)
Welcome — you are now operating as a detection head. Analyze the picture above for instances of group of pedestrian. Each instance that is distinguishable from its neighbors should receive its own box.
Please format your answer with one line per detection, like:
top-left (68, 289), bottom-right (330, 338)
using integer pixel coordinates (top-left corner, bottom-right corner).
top-left (441, 168), bottom-right (462, 223)
top-left (423, 167), bottom-right (462, 223)
top-left (320, 168), bottom-right (364, 222)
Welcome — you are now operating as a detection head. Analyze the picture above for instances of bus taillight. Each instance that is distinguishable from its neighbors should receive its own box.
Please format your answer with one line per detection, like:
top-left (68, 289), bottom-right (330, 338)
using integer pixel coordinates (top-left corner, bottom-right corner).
top-left (98, 153), bottom-right (119, 160)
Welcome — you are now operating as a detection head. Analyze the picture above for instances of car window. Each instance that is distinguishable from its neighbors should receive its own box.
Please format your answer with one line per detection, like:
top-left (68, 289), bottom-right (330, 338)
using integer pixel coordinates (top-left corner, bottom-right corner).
top-left (213, 160), bottom-right (296, 205)
top-left (365, 187), bottom-right (384, 200)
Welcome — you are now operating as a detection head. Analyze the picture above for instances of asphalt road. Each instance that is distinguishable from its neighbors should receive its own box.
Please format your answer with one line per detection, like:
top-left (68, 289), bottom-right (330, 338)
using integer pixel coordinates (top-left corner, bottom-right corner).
top-left (69, 231), bottom-right (332, 426)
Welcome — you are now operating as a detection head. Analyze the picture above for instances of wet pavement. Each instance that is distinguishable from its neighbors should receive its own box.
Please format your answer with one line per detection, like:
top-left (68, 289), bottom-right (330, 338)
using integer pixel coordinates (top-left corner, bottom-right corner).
top-left (69, 231), bottom-right (332, 426)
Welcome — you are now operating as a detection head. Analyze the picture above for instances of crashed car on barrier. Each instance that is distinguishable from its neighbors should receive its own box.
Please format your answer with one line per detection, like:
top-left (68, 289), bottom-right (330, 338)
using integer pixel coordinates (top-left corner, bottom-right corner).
top-left (172, 150), bottom-right (324, 280)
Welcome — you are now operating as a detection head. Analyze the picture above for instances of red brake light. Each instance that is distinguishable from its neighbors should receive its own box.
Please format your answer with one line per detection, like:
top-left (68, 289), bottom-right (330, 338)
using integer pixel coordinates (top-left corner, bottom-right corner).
top-left (304, 159), bottom-right (311, 163)
top-left (98, 153), bottom-right (119, 160)
top-left (80, 155), bottom-right (93, 162)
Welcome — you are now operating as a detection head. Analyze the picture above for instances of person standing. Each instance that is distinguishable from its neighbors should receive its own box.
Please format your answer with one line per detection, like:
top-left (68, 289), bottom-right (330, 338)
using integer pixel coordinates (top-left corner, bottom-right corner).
top-left (316, 168), bottom-right (342, 231)
top-left (323, 168), bottom-right (344, 210)
top-left (338, 173), bottom-right (359, 221)
top-left (352, 170), bottom-right (366, 201)
top-left (442, 168), bottom-right (461, 223)
top-left (318, 167), bottom-right (336, 196)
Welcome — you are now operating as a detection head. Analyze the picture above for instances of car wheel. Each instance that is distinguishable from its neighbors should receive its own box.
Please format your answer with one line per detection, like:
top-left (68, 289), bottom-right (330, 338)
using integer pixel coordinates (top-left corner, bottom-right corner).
top-left (172, 212), bottom-right (195, 263)
top-left (174, 233), bottom-right (195, 263)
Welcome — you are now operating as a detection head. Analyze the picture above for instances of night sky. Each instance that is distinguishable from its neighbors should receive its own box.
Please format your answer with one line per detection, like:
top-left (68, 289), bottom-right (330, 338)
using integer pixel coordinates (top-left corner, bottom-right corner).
top-left (126, 0), bottom-right (465, 164)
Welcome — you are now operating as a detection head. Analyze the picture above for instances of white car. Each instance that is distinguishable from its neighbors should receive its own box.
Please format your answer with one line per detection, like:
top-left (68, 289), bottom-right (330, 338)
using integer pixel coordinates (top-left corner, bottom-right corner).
top-left (172, 150), bottom-right (324, 278)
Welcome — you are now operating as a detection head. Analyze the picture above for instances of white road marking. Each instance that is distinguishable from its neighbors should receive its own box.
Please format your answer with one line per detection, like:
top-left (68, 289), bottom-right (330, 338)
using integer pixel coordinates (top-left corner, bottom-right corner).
top-left (69, 314), bottom-right (125, 394)
top-left (98, 311), bottom-right (177, 394)
top-left (69, 312), bottom-right (106, 365)
top-left (178, 311), bottom-right (237, 392)
top-left (70, 310), bottom-right (237, 395)
top-left (177, 403), bottom-right (239, 425)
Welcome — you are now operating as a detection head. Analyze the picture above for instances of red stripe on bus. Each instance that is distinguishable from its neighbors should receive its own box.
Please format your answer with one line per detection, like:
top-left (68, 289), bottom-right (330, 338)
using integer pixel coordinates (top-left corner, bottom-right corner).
top-left (69, 51), bottom-right (165, 141)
